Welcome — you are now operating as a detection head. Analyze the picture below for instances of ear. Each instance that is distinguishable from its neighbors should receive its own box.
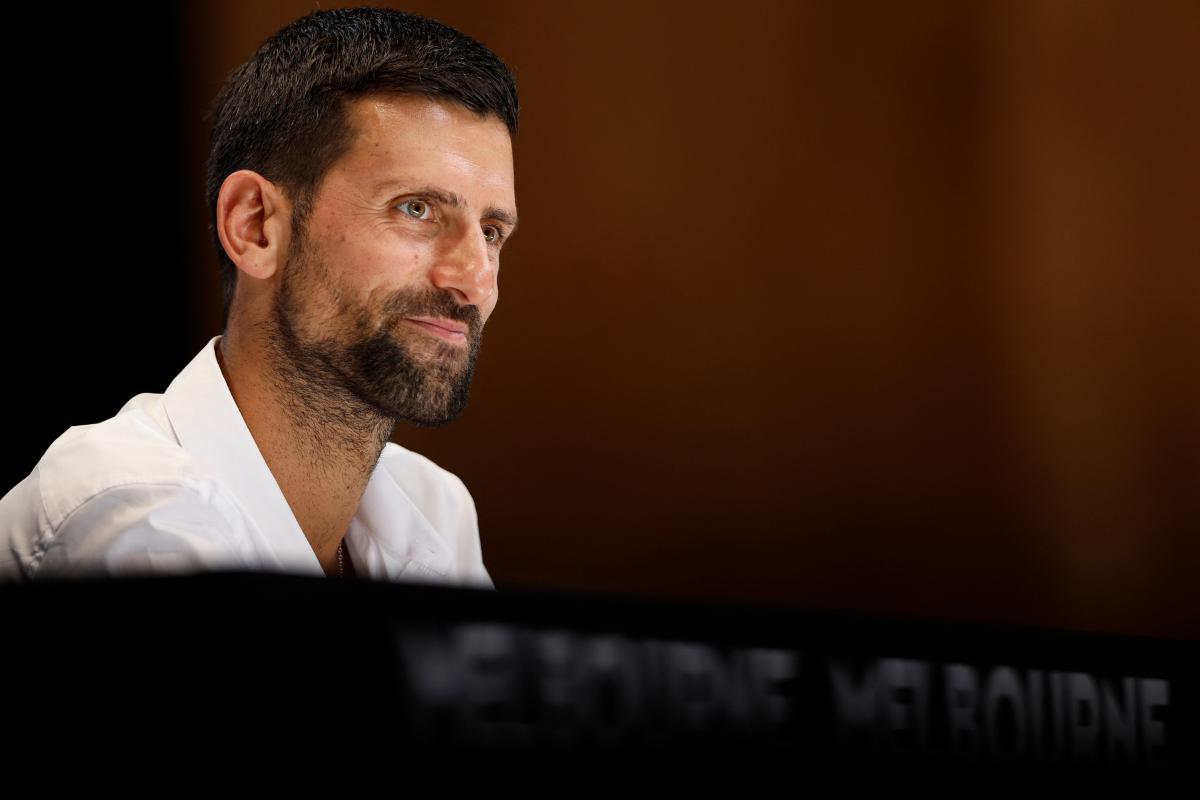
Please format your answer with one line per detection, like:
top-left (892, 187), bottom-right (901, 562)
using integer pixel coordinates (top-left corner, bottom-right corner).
top-left (215, 170), bottom-right (291, 281)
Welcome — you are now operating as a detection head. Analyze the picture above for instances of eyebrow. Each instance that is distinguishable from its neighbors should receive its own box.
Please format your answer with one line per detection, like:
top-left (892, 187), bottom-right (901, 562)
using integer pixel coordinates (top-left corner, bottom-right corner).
top-left (374, 181), bottom-right (519, 234)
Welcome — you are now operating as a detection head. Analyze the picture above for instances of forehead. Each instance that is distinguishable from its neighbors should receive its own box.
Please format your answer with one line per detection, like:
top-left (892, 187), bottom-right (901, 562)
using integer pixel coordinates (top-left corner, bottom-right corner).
top-left (335, 94), bottom-right (515, 201)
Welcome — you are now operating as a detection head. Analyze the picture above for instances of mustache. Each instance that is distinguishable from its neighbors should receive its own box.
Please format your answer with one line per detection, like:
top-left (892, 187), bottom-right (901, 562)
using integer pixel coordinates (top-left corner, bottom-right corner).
top-left (380, 286), bottom-right (482, 336)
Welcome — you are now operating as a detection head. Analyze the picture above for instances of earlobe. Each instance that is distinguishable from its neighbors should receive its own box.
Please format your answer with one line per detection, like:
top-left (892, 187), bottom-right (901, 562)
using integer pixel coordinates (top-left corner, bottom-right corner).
top-left (216, 170), bottom-right (288, 281)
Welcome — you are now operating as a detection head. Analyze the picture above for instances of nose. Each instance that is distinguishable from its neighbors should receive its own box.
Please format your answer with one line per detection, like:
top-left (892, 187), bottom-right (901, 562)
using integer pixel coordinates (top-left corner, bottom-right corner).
top-left (430, 224), bottom-right (497, 309)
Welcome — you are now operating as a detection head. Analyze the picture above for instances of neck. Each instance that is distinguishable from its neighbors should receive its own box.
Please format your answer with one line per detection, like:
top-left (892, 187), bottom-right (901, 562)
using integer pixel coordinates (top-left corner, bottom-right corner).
top-left (216, 328), bottom-right (393, 576)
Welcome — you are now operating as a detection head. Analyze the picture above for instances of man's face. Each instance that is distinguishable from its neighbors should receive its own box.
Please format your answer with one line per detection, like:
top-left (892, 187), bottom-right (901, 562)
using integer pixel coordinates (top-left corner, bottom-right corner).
top-left (272, 94), bottom-right (517, 427)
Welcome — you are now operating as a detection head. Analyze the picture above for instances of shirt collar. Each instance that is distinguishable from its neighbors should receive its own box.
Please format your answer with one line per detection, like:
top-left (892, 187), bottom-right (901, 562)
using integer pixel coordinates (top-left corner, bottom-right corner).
top-left (348, 459), bottom-right (454, 582)
top-left (162, 336), bottom-right (324, 577)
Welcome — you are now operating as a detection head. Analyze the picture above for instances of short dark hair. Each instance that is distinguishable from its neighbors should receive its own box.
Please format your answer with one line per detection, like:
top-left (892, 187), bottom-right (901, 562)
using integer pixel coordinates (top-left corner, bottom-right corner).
top-left (205, 7), bottom-right (519, 325)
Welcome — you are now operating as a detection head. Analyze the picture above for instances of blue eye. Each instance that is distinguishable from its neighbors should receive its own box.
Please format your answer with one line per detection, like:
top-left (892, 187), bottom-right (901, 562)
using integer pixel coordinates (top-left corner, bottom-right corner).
top-left (397, 199), bottom-right (432, 220)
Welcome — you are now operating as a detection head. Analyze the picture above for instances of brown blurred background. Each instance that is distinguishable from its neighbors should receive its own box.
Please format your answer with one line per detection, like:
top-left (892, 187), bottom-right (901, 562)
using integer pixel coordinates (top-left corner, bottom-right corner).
top-left (15, 1), bottom-right (1198, 638)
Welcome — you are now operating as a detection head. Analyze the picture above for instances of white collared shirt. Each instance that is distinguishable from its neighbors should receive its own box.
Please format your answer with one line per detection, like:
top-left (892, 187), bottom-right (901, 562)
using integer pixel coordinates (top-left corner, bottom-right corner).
top-left (0, 336), bottom-right (493, 587)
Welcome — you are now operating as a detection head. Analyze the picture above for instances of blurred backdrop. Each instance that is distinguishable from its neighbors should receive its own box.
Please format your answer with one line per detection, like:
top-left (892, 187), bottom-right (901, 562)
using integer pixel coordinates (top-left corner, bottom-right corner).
top-left (12, 1), bottom-right (1198, 637)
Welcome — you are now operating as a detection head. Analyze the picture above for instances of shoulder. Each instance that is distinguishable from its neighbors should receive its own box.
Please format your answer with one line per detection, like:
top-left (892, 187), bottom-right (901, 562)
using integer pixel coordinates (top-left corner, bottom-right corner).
top-left (32, 392), bottom-right (205, 529)
top-left (0, 394), bottom-right (244, 581)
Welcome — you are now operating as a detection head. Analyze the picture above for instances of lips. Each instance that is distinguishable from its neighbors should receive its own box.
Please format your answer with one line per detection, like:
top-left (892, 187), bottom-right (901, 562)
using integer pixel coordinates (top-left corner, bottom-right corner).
top-left (404, 317), bottom-right (468, 342)
top-left (407, 317), bottom-right (466, 334)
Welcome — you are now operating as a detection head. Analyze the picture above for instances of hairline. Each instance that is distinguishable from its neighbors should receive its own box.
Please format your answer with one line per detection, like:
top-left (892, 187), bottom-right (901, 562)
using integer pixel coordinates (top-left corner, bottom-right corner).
top-left (286, 89), bottom-right (514, 230)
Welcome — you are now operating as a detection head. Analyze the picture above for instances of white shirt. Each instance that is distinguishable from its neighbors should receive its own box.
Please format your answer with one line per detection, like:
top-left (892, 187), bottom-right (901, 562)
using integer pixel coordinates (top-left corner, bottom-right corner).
top-left (0, 336), bottom-right (493, 587)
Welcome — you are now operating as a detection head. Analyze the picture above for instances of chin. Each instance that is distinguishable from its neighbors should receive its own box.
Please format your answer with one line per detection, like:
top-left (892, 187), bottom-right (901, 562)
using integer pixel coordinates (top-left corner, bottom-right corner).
top-left (393, 405), bottom-right (467, 429)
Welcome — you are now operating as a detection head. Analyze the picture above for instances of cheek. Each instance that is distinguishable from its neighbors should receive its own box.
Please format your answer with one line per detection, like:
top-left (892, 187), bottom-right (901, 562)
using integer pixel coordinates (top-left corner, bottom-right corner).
top-left (482, 284), bottom-right (499, 323)
top-left (280, 245), bottom-right (340, 330)
top-left (351, 238), bottom-right (431, 297)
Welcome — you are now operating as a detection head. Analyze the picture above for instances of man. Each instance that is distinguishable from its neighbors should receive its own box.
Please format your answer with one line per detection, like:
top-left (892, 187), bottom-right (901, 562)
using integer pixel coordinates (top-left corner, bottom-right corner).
top-left (0, 8), bottom-right (517, 586)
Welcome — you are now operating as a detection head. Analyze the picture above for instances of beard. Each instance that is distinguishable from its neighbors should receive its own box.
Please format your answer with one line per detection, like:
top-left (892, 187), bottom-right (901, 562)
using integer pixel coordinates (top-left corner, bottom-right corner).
top-left (269, 231), bottom-right (485, 429)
